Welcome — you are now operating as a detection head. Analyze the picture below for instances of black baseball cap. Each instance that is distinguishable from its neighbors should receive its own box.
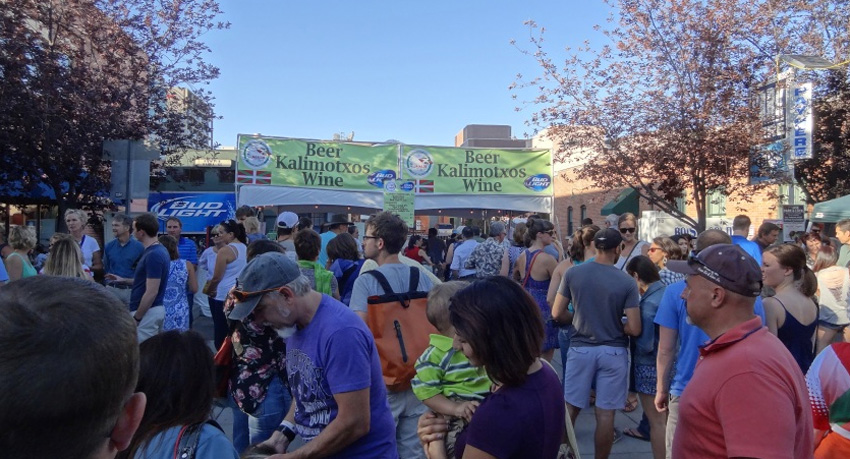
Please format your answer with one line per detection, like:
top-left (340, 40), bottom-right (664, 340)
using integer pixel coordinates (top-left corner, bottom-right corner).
top-left (667, 243), bottom-right (762, 297)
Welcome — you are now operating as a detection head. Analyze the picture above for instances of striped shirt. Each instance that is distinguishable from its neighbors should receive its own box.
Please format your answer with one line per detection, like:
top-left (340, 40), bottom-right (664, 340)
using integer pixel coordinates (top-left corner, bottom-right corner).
top-left (412, 334), bottom-right (491, 402)
top-left (177, 237), bottom-right (198, 266)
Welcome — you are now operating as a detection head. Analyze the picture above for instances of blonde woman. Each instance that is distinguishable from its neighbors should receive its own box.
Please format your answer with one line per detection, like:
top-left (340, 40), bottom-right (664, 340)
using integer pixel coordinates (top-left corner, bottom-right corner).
top-left (43, 236), bottom-right (93, 281)
top-left (5, 226), bottom-right (38, 281)
top-left (243, 216), bottom-right (267, 244)
top-left (64, 209), bottom-right (102, 271)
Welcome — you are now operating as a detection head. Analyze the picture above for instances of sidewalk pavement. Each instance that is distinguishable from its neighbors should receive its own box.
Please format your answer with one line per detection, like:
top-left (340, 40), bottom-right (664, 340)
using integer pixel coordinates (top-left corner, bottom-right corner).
top-left (194, 306), bottom-right (655, 458)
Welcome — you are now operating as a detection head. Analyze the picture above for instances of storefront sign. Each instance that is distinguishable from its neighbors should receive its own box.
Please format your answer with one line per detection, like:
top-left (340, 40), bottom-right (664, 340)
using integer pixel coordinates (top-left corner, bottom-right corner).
top-left (789, 82), bottom-right (813, 160)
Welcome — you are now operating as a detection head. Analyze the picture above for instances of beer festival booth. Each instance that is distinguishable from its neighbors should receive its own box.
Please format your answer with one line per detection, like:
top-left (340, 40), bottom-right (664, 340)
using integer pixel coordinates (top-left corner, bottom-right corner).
top-left (233, 135), bottom-right (554, 229)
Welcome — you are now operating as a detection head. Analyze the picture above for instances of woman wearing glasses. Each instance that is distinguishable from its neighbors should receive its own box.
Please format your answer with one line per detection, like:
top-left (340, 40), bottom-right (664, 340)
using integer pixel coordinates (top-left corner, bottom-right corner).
top-left (647, 236), bottom-right (685, 286)
top-left (514, 217), bottom-right (559, 362)
top-left (206, 219), bottom-right (247, 349)
top-left (614, 213), bottom-right (649, 270)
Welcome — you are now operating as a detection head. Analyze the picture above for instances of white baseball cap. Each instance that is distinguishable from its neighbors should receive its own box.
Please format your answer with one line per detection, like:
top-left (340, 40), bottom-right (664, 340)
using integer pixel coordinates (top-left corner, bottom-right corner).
top-left (276, 211), bottom-right (299, 229)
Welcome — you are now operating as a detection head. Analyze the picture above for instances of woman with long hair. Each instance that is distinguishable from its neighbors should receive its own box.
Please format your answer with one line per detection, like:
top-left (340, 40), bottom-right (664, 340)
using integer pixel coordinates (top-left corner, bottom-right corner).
top-left (327, 232), bottom-right (364, 306)
top-left (206, 219), bottom-right (247, 349)
top-left (762, 244), bottom-right (818, 372)
top-left (158, 235), bottom-right (198, 332)
top-left (4, 226), bottom-right (37, 282)
top-left (814, 245), bottom-right (850, 353)
top-left (417, 277), bottom-right (566, 458)
top-left (804, 231), bottom-right (827, 269)
top-left (507, 222), bottom-right (528, 280)
top-left (118, 330), bottom-right (238, 459)
top-left (625, 256), bottom-right (667, 459)
top-left (64, 208), bottom-right (102, 271)
top-left (43, 234), bottom-right (92, 281)
top-left (514, 217), bottom-right (559, 361)
top-left (615, 213), bottom-right (649, 270)
top-left (647, 236), bottom-right (685, 285)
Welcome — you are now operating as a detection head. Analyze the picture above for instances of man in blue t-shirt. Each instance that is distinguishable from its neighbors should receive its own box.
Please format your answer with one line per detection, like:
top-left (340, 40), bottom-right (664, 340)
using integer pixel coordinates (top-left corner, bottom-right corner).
top-left (108, 213), bottom-right (170, 343)
top-left (654, 229), bottom-right (767, 458)
top-left (103, 213), bottom-right (144, 306)
top-left (730, 215), bottom-right (762, 266)
top-left (230, 252), bottom-right (397, 458)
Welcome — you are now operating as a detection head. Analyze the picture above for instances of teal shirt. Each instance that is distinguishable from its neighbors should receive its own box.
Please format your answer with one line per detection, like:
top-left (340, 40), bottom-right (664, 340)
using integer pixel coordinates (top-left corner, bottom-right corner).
top-left (412, 334), bottom-right (491, 402)
top-left (6, 252), bottom-right (36, 279)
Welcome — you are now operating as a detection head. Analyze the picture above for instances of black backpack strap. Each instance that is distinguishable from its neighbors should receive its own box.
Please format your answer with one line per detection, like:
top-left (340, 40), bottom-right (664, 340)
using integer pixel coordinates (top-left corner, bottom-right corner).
top-left (174, 420), bottom-right (223, 459)
top-left (364, 269), bottom-right (396, 295)
top-left (339, 263), bottom-right (359, 289)
top-left (408, 267), bottom-right (420, 294)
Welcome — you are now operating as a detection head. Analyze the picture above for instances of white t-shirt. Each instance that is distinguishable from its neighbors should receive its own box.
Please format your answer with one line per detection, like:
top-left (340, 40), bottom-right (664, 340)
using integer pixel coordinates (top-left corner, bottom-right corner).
top-left (79, 235), bottom-right (100, 268)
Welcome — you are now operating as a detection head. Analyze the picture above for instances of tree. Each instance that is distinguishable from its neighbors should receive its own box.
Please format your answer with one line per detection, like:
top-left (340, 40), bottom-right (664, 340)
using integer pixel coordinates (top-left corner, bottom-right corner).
top-left (513, 0), bottom-right (785, 232)
top-left (0, 0), bottom-right (228, 224)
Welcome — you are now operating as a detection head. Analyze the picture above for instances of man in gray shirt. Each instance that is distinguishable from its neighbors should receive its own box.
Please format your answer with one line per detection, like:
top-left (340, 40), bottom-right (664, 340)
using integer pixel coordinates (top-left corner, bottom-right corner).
top-left (349, 211), bottom-right (433, 459)
top-left (553, 227), bottom-right (641, 459)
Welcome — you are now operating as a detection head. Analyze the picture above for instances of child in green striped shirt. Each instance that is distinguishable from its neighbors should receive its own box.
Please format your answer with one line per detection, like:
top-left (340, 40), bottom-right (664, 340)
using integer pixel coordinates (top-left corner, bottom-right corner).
top-left (412, 281), bottom-right (492, 457)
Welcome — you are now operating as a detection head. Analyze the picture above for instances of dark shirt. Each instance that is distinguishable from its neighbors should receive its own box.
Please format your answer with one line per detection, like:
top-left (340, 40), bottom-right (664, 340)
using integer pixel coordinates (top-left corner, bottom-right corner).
top-left (129, 244), bottom-right (170, 312)
top-left (103, 237), bottom-right (144, 279)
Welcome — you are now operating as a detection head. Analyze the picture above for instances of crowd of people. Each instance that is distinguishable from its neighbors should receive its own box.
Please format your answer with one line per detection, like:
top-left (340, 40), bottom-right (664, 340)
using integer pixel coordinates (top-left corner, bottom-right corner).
top-left (2, 208), bottom-right (850, 459)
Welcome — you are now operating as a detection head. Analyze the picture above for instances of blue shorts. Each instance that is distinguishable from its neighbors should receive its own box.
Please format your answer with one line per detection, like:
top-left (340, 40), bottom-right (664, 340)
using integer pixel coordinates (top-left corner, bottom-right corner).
top-left (563, 345), bottom-right (628, 410)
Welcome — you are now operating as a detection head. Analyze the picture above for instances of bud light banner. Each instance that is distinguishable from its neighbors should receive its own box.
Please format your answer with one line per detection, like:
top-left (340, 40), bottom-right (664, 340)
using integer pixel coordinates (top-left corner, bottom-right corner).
top-left (149, 192), bottom-right (236, 233)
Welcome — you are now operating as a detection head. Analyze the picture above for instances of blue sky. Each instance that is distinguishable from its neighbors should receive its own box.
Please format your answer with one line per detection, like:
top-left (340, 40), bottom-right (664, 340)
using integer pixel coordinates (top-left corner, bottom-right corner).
top-left (205, 1), bottom-right (611, 148)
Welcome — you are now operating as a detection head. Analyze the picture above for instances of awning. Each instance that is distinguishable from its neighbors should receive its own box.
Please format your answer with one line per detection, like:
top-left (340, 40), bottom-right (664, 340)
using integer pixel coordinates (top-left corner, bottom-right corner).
top-left (601, 187), bottom-right (639, 216)
top-left (811, 194), bottom-right (850, 223)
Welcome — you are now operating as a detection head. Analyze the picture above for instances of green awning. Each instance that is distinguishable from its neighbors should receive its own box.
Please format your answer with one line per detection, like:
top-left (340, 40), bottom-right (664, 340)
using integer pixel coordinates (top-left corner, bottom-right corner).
top-left (812, 194), bottom-right (850, 223)
top-left (601, 187), bottom-right (639, 216)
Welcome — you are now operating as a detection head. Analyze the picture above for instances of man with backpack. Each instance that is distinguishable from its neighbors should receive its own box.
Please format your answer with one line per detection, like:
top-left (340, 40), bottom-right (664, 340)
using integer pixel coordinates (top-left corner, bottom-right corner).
top-left (350, 212), bottom-right (435, 459)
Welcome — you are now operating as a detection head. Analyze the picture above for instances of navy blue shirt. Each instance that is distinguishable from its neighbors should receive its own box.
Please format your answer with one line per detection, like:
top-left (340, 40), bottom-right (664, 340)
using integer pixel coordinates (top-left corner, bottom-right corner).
top-left (103, 237), bottom-right (144, 279)
top-left (129, 244), bottom-right (170, 312)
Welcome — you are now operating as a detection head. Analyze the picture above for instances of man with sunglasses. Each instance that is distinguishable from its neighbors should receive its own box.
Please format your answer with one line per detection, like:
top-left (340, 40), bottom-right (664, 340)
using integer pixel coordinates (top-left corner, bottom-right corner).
top-left (229, 252), bottom-right (397, 458)
top-left (666, 243), bottom-right (812, 458)
top-left (653, 229), bottom-right (767, 458)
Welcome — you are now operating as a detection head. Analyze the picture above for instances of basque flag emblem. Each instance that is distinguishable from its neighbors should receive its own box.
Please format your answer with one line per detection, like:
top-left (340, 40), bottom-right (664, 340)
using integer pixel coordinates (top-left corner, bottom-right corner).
top-left (237, 170), bottom-right (272, 185)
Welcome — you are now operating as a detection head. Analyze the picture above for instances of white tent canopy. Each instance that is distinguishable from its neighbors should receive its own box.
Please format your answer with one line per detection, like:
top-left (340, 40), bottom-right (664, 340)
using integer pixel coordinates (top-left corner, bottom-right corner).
top-left (237, 185), bottom-right (552, 216)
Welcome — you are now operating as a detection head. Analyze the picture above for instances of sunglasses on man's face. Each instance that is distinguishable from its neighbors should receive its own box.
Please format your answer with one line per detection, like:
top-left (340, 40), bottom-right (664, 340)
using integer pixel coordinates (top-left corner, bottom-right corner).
top-left (231, 286), bottom-right (284, 302)
top-left (620, 227), bottom-right (636, 234)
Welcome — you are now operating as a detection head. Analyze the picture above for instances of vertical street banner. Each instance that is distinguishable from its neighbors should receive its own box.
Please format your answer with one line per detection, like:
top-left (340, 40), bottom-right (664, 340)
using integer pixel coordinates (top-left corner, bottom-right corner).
top-left (789, 82), bottom-right (813, 160)
top-left (237, 136), bottom-right (399, 190)
top-left (399, 145), bottom-right (552, 195)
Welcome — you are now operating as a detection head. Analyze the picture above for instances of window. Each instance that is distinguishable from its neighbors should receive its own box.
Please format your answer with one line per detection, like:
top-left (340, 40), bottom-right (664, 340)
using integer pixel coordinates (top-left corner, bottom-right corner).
top-left (675, 192), bottom-right (687, 213)
top-left (217, 169), bottom-right (235, 184)
top-left (567, 206), bottom-right (574, 235)
top-left (580, 205), bottom-right (587, 222)
top-left (707, 188), bottom-right (727, 217)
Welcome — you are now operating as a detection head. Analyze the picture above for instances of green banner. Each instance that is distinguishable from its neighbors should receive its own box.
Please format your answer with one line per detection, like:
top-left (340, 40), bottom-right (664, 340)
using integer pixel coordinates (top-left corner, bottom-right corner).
top-left (400, 146), bottom-right (552, 195)
top-left (236, 136), bottom-right (399, 191)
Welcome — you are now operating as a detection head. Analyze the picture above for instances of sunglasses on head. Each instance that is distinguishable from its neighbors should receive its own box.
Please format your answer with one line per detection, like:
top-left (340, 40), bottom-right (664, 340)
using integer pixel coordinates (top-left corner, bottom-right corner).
top-left (231, 286), bottom-right (285, 302)
top-left (620, 227), bottom-right (636, 234)
top-left (543, 230), bottom-right (555, 236)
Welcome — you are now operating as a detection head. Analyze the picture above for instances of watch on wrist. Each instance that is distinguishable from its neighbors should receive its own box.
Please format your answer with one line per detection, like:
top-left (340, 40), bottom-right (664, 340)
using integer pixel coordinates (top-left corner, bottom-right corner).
top-left (277, 420), bottom-right (296, 442)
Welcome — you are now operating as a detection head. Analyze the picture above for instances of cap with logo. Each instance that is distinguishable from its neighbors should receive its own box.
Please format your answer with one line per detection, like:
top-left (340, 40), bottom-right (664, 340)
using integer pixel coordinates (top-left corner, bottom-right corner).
top-left (666, 243), bottom-right (763, 297)
top-left (228, 252), bottom-right (303, 321)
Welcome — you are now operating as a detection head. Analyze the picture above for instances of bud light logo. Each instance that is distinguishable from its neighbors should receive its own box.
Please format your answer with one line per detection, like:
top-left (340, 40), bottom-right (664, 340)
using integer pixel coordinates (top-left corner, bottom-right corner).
top-left (367, 170), bottom-right (397, 188)
top-left (400, 181), bottom-right (415, 192)
top-left (148, 193), bottom-right (236, 233)
top-left (523, 174), bottom-right (551, 192)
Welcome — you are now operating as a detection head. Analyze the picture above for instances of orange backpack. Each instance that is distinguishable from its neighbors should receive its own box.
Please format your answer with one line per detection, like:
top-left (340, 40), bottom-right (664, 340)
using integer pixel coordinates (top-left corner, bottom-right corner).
top-left (364, 267), bottom-right (437, 392)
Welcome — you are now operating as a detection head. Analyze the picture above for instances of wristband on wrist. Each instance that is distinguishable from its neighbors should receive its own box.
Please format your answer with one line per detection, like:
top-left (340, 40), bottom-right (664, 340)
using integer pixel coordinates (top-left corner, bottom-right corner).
top-left (133, 315), bottom-right (142, 323)
top-left (277, 420), bottom-right (296, 442)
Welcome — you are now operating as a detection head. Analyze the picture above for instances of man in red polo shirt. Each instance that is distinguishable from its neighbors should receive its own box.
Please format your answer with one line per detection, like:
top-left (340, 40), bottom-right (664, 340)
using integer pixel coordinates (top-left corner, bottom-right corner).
top-left (667, 244), bottom-right (813, 459)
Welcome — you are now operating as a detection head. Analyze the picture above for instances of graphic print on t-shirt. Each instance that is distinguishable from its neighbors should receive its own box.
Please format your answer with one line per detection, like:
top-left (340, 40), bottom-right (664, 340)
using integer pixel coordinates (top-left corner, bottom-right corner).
top-left (287, 348), bottom-right (332, 440)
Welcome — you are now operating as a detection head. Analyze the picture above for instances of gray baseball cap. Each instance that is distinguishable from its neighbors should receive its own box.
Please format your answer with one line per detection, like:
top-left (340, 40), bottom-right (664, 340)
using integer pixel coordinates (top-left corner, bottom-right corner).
top-left (228, 252), bottom-right (303, 321)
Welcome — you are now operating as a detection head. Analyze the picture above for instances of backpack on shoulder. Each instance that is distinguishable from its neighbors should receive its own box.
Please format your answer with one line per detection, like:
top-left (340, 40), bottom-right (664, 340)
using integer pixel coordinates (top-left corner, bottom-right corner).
top-left (364, 267), bottom-right (437, 392)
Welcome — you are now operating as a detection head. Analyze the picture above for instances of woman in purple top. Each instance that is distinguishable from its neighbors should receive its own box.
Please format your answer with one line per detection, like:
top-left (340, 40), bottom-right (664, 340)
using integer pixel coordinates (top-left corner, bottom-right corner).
top-left (417, 276), bottom-right (565, 459)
